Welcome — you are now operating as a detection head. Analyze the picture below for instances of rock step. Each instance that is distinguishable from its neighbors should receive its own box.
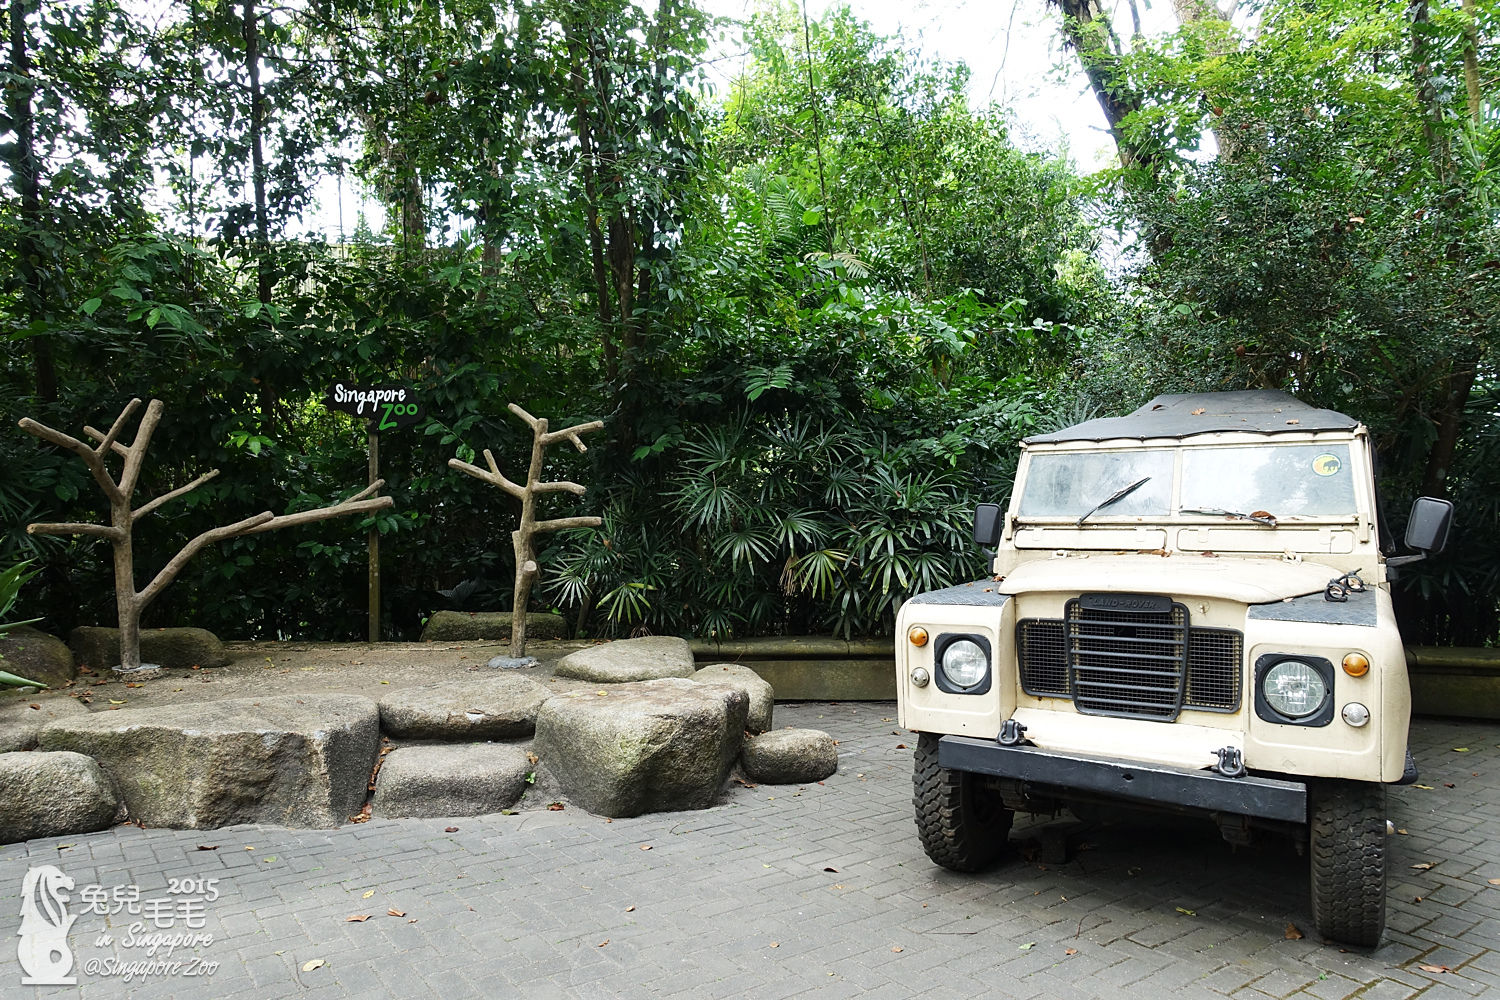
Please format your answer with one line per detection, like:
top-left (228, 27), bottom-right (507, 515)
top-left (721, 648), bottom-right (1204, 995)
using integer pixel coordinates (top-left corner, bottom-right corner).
top-left (378, 675), bottom-right (548, 740)
top-left (0, 751), bottom-right (120, 844)
top-left (742, 729), bottom-right (838, 784)
top-left (553, 635), bottom-right (697, 683)
top-left (38, 694), bottom-right (378, 829)
top-left (535, 677), bottom-right (747, 817)
top-left (372, 744), bottom-right (535, 818)
top-left (691, 663), bottom-right (774, 733)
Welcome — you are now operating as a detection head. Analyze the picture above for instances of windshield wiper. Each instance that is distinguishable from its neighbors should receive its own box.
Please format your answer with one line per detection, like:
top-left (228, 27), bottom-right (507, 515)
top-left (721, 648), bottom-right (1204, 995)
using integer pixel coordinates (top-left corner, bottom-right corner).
top-left (1076, 477), bottom-right (1152, 527)
top-left (1180, 507), bottom-right (1278, 527)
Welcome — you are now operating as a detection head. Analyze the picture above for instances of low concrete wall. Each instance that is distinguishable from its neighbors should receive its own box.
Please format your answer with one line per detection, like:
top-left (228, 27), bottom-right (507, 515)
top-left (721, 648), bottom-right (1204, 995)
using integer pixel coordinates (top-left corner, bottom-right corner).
top-left (689, 638), bottom-right (895, 701)
top-left (1407, 647), bottom-right (1500, 720)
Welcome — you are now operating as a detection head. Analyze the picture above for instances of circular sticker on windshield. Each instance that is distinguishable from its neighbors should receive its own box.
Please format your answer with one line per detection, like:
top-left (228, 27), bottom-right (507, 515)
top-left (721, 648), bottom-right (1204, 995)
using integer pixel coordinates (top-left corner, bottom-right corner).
top-left (1312, 454), bottom-right (1342, 477)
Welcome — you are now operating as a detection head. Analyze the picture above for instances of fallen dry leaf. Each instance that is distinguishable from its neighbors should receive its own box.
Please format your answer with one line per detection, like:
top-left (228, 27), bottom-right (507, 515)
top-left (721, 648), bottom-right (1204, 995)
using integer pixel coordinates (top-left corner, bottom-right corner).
top-left (1019, 942), bottom-right (1035, 951)
top-left (547, 802), bottom-right (565, 811)
top-left (1065, 948), bottom-right (1078, 956)
top-left (302, 959), bottom-right (326, 973)
top-left (1414, 784), bottom-right (1435, 790)
top-left (891, 946), bottom-right (903, 953)
top-left (1284, 923), bottom-right (1304, 940)
top-left (1453, 747), bottom-right (1471, 752)
top-left (348, 803), bottom-right (372, 824)
top-left (1286, 419), bottom-right (1300, 425)
top-left (1412, 862), bottom-right (1437, 870)
top-left (387, 908), bottom-right (405, 917)
top-left (733, 777), bottom-right (758, 788)
top-left (27, 703), bottom-right (41, 710)
top-left (823, 867), bottom-right (839, 873)
top-left (1487, 879), bottom-right (1500, 886)
top-left (1191, 408), bottom-right (1206, 415)
top-left (625, 906), bottom-right (635, 913)
top-left (346, 914), bottom-right (371, 923)
top-left (445, 827), bottom-right (459, 833)
top-left (895, 743), bottom-right (908, 750)
top-left (1445, 782), bottom-right (1456, 788)
top-left (769, 942), bottom-right (779, 948)
top-left (1418, 964), bottom-right (1452, 974)
top-left (639, 844), bottom-right (652, 851)
top-left (362, 890), bottom-right (376, 899)
top-left (196, 845), bottom-right (219, 851)
top-left (1176, 907), bottom-right (1197, 916)
top-left (598, 940), bottom-right (609, 948)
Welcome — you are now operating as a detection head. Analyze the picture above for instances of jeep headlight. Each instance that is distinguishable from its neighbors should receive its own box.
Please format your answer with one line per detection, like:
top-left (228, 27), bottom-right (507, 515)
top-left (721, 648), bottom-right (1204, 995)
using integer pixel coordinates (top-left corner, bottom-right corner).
top-left (940, 638), bottom-right (989, 690)
top-left (1262, 659), bottom-right (1329, 719)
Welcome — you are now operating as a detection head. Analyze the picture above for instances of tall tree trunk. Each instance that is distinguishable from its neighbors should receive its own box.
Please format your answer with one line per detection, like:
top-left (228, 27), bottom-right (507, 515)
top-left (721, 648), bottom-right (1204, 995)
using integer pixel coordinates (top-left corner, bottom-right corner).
top-left (1054, 0), bottom-right (1155, 174)
top-left (243, 0), bottom-right (277, 434)
top-left (6, 0), bottom-right (55, 402)
top-left (566, 26), bottom-right (618, 382)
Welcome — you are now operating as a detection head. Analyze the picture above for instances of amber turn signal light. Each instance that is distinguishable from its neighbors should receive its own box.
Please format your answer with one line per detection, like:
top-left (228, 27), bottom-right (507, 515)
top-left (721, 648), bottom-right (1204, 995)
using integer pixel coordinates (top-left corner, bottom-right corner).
top-left (1342, 652), bottom-right (1370, 677)
top-left (908, 626), bottom-right (929, 647)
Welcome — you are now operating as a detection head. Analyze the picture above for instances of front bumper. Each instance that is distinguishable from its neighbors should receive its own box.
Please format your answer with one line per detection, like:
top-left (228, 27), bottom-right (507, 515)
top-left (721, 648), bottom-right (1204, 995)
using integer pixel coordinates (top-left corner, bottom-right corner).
top-left (938, 735), bottom-right (1308, 823)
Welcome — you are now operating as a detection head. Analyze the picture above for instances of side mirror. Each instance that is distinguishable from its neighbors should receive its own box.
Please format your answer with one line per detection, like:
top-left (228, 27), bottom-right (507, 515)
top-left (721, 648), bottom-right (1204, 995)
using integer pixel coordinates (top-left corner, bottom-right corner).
top-left (973, 503), bottom-right (1002, 547)
top-left (1405, 497), bottom-right (1454, 554)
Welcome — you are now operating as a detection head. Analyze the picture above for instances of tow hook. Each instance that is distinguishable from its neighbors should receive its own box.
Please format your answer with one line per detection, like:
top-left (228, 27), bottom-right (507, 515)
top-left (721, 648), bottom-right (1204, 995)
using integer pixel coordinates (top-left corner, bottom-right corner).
top-left (1213, 746), bottom-right (1247, 778)
top-left (997, 719), bottom-right (1028, 747)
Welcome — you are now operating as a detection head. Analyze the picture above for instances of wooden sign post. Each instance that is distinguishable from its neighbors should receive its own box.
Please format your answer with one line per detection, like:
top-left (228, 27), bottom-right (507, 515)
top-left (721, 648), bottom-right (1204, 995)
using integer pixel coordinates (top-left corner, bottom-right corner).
top-left (324, 384), bottom-right (424, 642)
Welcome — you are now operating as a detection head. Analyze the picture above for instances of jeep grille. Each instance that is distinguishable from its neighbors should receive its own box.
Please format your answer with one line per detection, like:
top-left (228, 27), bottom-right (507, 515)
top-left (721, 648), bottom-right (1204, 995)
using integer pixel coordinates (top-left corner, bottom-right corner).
top-left (1017, 603), bottom-right (1243, 718)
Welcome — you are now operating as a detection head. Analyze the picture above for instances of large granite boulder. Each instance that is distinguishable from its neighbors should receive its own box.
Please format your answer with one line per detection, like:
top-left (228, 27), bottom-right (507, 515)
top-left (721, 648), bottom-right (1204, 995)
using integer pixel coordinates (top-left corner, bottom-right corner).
top-left (0, 695), bottom-right (91, 753)
top-left (372, 744), bottom-right (533, 818)
top-left (0, 751), bottom-right (120, 844)
top-left (378, 675), bottom-right (548, 740)
top-left (37, 694), bottom-right (379, 829)
top-left (0, 626), bottom-right (76, 688)
top-left (69, 626), bottom-right (231, 670)
top-left (741, 729), bottom-right (838, 784)
top-left (691, 663), bottom-right (774, 733)
top-left (553, 636), bottom-right (696, 684)
top-left (534, 678), bottom-right (748, 817)
top-left (420, 611), bottom-right (568, 643)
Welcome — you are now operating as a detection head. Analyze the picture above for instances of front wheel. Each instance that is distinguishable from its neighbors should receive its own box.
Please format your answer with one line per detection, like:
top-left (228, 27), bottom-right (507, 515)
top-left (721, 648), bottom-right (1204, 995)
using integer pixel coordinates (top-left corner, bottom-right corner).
top-left (912, 733), bottom-right (1014, 872)
top-left (1309, 779), bottom-right (1387, 947)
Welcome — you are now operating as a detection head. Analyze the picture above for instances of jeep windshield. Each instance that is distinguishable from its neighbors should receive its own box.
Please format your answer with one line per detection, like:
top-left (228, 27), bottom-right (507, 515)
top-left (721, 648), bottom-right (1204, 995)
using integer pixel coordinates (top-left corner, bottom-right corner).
top-left (1018, 443), bottom-right (1357, 521)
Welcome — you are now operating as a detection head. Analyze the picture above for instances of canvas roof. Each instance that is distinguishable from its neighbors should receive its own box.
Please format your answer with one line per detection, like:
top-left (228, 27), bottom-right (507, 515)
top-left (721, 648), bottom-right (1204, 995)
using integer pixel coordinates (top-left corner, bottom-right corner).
top-left (1024, 390), bottom-right (1360, 444)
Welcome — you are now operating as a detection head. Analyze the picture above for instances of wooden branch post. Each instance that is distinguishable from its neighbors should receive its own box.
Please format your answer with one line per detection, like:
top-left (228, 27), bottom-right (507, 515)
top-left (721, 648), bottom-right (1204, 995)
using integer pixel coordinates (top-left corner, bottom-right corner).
top-left (19, 398), bottom-right (395, 675)
top-left (448, 404), bottom-right (603, 657)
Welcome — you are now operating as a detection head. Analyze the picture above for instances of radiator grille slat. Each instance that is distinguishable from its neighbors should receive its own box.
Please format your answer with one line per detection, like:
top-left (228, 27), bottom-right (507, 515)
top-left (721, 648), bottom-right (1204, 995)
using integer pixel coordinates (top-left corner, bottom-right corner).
top-left (1016, 598), bottom-right (1243, 719)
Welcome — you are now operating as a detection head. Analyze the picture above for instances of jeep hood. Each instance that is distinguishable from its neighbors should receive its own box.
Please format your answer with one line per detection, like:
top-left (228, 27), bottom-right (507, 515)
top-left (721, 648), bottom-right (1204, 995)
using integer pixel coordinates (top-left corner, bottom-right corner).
top-left (999, 552), bottom-right (1342, 605)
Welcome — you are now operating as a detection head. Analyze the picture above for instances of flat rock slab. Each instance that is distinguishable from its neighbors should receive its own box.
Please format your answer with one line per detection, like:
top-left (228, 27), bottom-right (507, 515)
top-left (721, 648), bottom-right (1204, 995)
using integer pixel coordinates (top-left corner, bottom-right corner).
top-left (553, 636), bottom-right (696, 683)
top-left (420, 611), bottom-right (567, 642)
top-left (372, 744), bottom-right (534, 818)
top-left (37, 694), bottom-right (379, 829)
top-left (0, 695), bottom-right (91, 753)
top-left (378, 675), bottom-right (548, 740)
top-left (742, 729), bottom-right (838, 784)
top-left (0, 750), bottom-right (121, 844)
top-left (0, 627), bottom-right (76, 688)
top-left (535, 678), bottom-right (748, 818)
top-left (692, 663), bottom-right (774, 733)
top-left (69, 626), bottom-right (231, 670)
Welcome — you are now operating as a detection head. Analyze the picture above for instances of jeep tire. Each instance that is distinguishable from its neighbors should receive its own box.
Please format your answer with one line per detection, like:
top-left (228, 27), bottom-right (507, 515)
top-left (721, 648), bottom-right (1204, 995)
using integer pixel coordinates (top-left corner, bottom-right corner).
top-left (912, 732), bottom-right (1014, 872)
top-left (1309, 779), bottom-right (1386, 947)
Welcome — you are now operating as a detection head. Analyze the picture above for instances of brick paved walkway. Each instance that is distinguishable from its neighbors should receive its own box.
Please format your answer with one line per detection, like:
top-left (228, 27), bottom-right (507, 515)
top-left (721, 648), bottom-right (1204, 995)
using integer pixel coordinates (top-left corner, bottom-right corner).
top-left (3, 704), bottom-right (1498, 999)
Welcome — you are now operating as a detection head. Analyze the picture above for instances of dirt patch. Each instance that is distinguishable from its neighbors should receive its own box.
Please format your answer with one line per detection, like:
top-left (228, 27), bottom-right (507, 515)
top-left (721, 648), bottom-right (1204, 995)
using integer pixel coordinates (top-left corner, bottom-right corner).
top-left (3, 639), bottom-right (614, 714)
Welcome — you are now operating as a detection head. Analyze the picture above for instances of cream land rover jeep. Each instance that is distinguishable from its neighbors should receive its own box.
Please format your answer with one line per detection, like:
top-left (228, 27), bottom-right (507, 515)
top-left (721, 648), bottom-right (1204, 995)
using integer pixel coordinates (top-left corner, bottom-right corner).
top-left (895, 390), bottom-right (1454, 947)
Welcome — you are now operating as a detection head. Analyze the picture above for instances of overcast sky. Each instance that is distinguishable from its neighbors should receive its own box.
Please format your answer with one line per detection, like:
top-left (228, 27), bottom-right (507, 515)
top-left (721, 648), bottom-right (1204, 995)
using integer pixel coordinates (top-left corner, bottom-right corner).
top-left (314, 0), bottom-right (1184, 241)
